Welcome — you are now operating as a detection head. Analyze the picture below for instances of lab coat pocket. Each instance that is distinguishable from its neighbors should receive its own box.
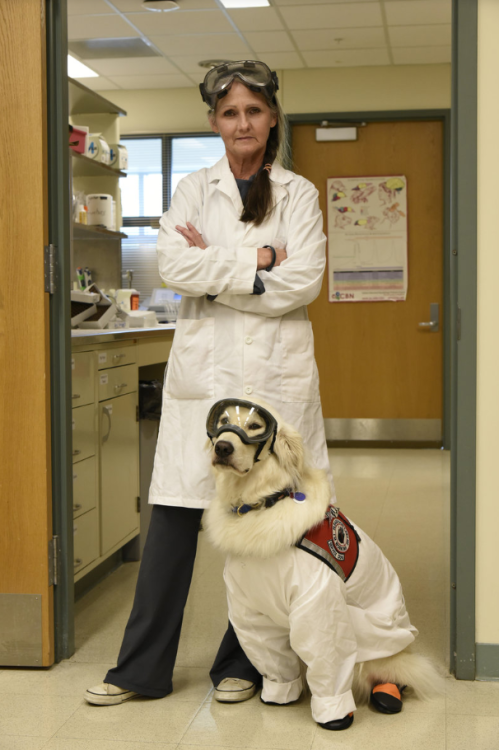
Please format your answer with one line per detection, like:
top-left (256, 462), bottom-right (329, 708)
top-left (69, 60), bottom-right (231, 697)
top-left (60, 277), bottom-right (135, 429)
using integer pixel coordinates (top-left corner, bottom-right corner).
top-left (165, 318), bottom-right (215, 400)
top-left (280, 320), bottom-right (320, 403)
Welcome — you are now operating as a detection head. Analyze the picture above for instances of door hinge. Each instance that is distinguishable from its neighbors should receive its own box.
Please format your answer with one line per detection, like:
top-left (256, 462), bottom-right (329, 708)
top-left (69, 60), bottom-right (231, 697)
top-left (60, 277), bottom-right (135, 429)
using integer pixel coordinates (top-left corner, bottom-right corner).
top-left (457, 307), bottom-right (461, 341)
top-left (48, 536), bottom-right (59, 586)
top-left (44, 244), bottom-right (57, 294)
top-left (136, 496), bottom-right (141, 513)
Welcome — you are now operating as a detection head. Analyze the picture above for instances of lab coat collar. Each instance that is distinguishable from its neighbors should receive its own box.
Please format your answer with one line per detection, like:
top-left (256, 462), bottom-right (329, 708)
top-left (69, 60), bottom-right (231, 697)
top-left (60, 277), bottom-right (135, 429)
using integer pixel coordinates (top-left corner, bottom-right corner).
top-left (207, 155), bottom-right (293, 213)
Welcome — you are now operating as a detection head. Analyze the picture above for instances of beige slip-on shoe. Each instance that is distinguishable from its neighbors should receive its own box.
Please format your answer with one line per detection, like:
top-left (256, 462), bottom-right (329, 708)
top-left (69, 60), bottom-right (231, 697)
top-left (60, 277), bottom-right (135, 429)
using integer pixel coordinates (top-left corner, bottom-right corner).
top-left (214, 678), bottom-right (257, 703)
top-left (84, 682), bottom-right (140, 706)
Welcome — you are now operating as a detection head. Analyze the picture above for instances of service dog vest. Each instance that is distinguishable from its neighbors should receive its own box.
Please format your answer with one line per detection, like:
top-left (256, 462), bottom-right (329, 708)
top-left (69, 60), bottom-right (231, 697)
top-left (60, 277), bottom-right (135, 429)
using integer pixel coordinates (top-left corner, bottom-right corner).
top-left (296, 506), bottom-right (360, 582)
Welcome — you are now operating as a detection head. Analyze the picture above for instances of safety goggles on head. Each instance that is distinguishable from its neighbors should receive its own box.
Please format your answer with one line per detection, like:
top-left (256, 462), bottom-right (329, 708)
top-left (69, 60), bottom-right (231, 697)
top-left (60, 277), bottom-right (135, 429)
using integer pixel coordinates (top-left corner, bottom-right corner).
top-left (199, 60), bottom-right (279, 109)
top-left (206, 398), bottom-right (278, 463)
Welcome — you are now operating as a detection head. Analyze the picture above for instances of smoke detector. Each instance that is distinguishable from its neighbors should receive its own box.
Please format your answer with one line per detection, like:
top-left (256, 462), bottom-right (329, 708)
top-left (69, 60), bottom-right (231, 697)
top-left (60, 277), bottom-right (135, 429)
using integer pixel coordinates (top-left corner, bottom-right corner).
top-left (142, 1), bottom-right (180, 11)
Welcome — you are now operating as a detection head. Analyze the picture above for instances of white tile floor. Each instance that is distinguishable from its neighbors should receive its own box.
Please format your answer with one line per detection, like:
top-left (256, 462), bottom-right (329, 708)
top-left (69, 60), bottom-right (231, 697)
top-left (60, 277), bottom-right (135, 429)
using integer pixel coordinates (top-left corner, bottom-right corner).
top-left (2, 448), bottom-right (499, 750)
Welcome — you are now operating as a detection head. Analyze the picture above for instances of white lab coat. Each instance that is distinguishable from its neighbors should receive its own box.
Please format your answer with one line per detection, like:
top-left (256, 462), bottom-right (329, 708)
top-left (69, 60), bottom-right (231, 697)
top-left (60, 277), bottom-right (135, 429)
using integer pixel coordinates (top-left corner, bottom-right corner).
top-left (223, 520), bottom-right (417, 724)
top-left (149, 155), bottom-right (334, 508)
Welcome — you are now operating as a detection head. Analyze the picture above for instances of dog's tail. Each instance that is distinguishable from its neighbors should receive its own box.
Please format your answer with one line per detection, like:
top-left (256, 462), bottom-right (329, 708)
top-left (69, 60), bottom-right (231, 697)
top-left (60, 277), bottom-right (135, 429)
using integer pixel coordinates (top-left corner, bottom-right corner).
top-left (353, 647), bottom-right (444, 704)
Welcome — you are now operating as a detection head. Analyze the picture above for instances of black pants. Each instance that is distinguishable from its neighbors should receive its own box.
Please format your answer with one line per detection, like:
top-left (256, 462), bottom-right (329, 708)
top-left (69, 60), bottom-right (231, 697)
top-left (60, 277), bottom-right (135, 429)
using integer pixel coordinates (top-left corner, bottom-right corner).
top-left (105, 505), bottom-right (261, 698)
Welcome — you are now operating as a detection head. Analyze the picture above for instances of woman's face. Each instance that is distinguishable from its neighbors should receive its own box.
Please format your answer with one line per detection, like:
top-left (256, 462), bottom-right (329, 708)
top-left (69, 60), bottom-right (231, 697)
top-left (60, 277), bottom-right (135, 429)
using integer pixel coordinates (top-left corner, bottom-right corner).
top-left (210, 80), bottom-right (277, 163)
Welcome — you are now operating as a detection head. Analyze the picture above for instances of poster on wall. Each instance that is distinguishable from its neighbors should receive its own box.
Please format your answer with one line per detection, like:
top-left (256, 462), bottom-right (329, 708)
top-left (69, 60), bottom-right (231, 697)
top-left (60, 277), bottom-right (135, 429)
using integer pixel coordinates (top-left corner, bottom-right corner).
top-left (327, 175), bottom-right (408, 302)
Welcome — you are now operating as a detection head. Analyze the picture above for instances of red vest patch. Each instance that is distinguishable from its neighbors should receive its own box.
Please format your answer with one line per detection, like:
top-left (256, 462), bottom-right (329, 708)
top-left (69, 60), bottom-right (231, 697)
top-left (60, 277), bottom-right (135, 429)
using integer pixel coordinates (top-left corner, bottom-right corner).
top-left (296, 506), bottom-right (360, 582)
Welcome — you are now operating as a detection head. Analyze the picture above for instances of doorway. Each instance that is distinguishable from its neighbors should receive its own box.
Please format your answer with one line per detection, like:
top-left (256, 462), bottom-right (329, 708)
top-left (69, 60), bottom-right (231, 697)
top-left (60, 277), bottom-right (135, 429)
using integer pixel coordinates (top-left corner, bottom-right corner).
top-left (290, 115), bottom-right (450, 447)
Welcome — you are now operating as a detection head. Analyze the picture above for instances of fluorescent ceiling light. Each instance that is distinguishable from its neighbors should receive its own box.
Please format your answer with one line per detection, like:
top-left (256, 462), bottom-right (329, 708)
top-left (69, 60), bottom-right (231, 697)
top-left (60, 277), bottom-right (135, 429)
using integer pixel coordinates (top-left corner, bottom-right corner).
top-left (219, 0), bottom-right (270, 7)
top-left (68, 55), bottom-right (99, 78)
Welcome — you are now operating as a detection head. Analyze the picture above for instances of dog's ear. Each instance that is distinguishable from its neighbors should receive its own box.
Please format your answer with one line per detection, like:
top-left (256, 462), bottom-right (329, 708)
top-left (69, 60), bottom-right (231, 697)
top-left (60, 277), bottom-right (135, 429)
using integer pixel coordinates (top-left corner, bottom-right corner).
top-left (274, 422), bottom-right (304, 485)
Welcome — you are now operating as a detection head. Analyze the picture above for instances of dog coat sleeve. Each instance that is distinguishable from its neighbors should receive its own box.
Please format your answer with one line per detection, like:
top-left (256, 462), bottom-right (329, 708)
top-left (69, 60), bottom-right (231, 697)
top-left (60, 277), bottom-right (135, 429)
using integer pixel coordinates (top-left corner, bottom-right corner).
top-left (296, 506), bottom-right (360, 582)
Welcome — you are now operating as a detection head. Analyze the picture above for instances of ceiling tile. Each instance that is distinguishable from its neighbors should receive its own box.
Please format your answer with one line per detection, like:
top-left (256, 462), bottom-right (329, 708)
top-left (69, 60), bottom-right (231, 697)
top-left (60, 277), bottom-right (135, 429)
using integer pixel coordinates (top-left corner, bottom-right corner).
top-left (107, 73), bottom-right (195, 89)
top-left (75, 75), bottom-right (119, 90)
top-left (385, 0), bottom-right (451, 26)
top-left (67, 0), bottom-right (112, 14)
top-left (303, 48), bottom-right (390, 68)
top-left (227, 8), bottom-right (284, 31)
top-left (150, 33), bottom-right (251, 56)
top-left (88, 56), bottom-right (178, 75)
top-left (393, 46), bottom-right (451, 65)
top-left (244, 31), bottom-right (295, 53)
top-left (68, 14), bottom-right (139, 40)
top-left (126, 9), bottom-right (233, 35)
top-left (291, 26), bottom-right (386, 51)
top-left (113, 0), bottom-right (217, 8)
top-left (255, 51), bottom-right (303, 69)
top-left (389, 24), bottom-right (452, 48)
top-left (280, 3), bottom-right (383, 30)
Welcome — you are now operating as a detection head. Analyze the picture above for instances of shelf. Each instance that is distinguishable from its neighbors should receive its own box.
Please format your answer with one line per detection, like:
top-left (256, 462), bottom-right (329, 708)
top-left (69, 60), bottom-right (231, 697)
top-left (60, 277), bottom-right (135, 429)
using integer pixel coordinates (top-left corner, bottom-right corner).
top-left (71, 151), bottom-right (127, 179)
top-left (69, 77), bottom-right (127, 117)
top-left (73, 223), bottom-right (127, 241)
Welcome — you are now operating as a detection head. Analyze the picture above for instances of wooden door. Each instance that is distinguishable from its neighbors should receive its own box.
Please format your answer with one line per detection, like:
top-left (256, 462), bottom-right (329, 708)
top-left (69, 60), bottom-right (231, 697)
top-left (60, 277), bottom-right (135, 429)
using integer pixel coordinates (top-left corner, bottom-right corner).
top-left (293, 122), bottom-right (444, 439)
top-left (0, 0), bottom-right (54, 665)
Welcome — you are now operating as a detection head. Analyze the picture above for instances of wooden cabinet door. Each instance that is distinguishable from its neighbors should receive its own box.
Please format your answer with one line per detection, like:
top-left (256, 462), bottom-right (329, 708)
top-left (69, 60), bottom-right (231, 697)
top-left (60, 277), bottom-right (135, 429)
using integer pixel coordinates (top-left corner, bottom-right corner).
top-left (292, 121), bottom-right (444, 439)
top-left (100, 393), bottom-right (140, 555)
top-left (0, 0), bottom-right (54, 666)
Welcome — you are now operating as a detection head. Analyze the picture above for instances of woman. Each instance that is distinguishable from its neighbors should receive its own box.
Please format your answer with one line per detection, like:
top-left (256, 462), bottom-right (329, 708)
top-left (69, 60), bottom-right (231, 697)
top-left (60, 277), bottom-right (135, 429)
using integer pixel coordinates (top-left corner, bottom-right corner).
top-left (85, 60), bottom-right (334, 708)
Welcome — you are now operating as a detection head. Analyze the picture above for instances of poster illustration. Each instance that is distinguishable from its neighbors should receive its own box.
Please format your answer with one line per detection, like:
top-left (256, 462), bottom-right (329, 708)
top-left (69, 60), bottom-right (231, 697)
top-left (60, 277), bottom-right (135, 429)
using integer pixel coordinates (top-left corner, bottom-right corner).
top-left (327, 175), bottom-right (408, 302)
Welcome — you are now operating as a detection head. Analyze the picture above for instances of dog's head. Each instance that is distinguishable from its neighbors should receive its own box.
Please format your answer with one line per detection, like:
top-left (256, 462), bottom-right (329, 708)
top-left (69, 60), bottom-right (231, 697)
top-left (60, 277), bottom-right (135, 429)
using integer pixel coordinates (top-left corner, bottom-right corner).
top-left (206, 397), bottom-right (304, 485)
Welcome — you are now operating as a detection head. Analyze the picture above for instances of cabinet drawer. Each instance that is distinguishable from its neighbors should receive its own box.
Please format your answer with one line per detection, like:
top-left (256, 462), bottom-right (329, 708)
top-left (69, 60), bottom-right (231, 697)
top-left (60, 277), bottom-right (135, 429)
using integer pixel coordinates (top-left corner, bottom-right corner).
top-left (71, 351), bottom-right (95, 407)
top-left (72, 456), bottom-right (97, 518)
top-left (72, 403), bottom-right (96, 463)
top-left (74, 509), bottom-right (99, 575)
top-left (97, 344), bottom-right (136, 370)
top-left (99, 363), bottom-right (138, 402)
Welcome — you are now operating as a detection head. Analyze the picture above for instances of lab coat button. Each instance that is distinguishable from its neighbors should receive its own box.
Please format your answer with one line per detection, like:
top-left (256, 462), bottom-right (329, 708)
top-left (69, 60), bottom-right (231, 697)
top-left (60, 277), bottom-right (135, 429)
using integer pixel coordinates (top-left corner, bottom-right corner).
top-left (245, 336), bottom-right (253, 345)
top-left (245, 386), bottom-right (253, 395)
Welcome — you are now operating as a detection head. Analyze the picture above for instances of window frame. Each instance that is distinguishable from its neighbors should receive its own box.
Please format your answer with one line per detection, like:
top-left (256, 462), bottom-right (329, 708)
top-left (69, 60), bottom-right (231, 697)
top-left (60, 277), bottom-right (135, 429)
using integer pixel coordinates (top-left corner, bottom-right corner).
top-left (120, 132), bottom-right (223, 231)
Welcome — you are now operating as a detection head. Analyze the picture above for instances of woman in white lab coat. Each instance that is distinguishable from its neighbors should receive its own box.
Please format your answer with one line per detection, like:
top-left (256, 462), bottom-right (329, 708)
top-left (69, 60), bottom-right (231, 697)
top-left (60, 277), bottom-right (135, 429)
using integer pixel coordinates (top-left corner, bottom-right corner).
top-left (85, 61), bottom-right (333, 708)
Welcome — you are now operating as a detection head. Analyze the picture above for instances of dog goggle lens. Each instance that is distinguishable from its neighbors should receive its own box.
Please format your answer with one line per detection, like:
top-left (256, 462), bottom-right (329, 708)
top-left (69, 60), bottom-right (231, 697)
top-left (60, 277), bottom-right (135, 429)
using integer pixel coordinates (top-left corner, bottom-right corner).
top-left (206, 399), bottom-right (276, 445)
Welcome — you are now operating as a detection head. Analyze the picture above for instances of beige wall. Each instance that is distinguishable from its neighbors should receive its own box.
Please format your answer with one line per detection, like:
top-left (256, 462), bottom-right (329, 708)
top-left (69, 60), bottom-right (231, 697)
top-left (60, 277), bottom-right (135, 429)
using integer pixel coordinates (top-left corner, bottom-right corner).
top-left (476, 0), bottom-right (499, 645)
top-left (100, 63), bottom-right (451, 135)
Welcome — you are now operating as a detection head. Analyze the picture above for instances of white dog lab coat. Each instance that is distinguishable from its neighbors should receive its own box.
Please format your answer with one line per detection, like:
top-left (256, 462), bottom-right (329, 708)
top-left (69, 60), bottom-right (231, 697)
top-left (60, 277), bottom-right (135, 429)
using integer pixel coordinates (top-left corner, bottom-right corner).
top-left (149, 155), bottom-right (333, 508)
top-left (223, 510), bottom-right (417, 724)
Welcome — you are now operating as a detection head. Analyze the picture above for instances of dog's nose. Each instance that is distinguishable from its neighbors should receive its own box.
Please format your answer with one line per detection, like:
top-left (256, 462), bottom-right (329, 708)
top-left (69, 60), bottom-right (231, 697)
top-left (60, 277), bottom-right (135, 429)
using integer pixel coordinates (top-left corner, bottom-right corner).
top-left (215, 440), bottom-right (234, 458)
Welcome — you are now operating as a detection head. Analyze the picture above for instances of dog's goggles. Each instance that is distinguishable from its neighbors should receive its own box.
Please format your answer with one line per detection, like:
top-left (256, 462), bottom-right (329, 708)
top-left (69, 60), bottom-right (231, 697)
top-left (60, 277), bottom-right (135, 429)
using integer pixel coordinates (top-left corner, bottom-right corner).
top-left (199, 60), bottom-right (279, 108)
top-left (206, 398), bottom-right (277, 463)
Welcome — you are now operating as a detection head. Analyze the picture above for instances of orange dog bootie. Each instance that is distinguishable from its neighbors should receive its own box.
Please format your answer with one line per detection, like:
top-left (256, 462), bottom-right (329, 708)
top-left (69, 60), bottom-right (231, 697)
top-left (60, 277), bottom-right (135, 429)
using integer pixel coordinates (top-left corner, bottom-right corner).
top-left (370, 683), bottom-right (404, 714)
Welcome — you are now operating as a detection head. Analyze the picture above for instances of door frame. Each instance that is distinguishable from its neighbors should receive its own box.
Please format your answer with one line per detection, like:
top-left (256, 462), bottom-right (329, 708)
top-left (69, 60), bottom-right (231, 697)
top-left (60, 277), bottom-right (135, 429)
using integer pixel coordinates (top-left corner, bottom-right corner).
top-left (287, 110), bottom-right (452, 450)
top-left (46, 0), bottom-right (75, 661)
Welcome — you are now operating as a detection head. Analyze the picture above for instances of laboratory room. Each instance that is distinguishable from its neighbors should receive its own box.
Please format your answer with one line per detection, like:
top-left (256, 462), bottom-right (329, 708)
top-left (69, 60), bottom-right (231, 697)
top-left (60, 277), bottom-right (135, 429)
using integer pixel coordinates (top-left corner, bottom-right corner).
top-left (2, 0), bottom-right (499, 747)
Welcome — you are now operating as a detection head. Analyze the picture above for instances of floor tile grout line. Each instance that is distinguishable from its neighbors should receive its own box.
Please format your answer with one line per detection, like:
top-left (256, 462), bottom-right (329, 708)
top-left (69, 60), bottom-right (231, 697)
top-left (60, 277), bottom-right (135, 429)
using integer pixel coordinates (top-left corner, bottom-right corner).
top-left (175, 687), bottom-right (216, 746)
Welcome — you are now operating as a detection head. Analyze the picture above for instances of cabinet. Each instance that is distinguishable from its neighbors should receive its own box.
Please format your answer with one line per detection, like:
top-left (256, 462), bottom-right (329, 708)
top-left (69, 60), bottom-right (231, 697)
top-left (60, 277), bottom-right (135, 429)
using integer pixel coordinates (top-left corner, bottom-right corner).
top-left (71, 350), bottom-right (99, 576)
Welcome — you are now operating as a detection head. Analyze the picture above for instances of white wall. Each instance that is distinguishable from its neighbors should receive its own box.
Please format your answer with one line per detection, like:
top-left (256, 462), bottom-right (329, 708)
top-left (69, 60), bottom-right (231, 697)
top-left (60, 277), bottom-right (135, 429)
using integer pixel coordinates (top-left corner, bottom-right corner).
top-left (476, 0), bottom-right (499, 645)
top-left (100, 63), bottom-right (451, 135)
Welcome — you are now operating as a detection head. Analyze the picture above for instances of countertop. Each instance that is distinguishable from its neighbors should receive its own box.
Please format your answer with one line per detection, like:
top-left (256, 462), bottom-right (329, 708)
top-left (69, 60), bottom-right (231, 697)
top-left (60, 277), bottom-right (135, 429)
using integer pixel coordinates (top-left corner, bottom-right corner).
top-left (71, 323), bottom-right (175, 347)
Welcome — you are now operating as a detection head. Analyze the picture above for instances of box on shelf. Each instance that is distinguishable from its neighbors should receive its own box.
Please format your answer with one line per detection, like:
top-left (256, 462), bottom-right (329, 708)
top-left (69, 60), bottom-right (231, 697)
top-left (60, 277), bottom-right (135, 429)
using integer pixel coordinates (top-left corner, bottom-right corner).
top-left (87, 133), bottom-right (111, 164)
top-left (69, 124), bottom-right (89, 155)
top-left (109, 144), bottom-right (128, 171)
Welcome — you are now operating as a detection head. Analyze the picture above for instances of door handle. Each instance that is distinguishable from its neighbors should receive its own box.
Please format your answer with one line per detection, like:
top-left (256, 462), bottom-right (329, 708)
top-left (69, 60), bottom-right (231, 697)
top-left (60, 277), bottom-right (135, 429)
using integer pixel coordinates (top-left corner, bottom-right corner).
top-left (102, 405), bottom-right (113, 443)
top-left (418, 303), bottom-right (439, 333)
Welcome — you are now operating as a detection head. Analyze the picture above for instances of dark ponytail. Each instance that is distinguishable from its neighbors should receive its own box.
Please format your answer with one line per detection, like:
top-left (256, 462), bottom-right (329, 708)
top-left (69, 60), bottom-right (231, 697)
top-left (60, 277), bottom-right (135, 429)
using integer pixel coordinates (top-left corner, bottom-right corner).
top-left (240, 120), bottom-right (279, 227)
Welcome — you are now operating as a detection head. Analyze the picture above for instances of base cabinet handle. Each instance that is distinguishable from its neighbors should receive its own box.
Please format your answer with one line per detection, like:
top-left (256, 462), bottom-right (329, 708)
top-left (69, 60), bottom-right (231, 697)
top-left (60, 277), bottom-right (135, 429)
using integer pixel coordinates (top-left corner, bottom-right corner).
top-left (72, 449), bottom-right (81, 457)
top-left (74, 558), bottom-right (82, 567)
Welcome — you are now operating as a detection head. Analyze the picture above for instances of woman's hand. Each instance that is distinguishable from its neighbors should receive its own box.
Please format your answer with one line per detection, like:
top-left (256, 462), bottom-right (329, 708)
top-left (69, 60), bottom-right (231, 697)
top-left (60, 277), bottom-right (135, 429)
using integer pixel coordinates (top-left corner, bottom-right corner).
top-left (175, 222), bottom-right (207, 250)
top-left (257, 246), bottom-right (287, 271)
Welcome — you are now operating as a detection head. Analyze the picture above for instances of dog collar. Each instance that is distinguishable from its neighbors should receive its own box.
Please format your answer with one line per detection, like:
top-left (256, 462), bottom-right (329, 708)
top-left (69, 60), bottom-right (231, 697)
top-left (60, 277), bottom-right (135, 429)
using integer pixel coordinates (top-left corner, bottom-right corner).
top-left (232, 488), bottom-right (306, 516)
